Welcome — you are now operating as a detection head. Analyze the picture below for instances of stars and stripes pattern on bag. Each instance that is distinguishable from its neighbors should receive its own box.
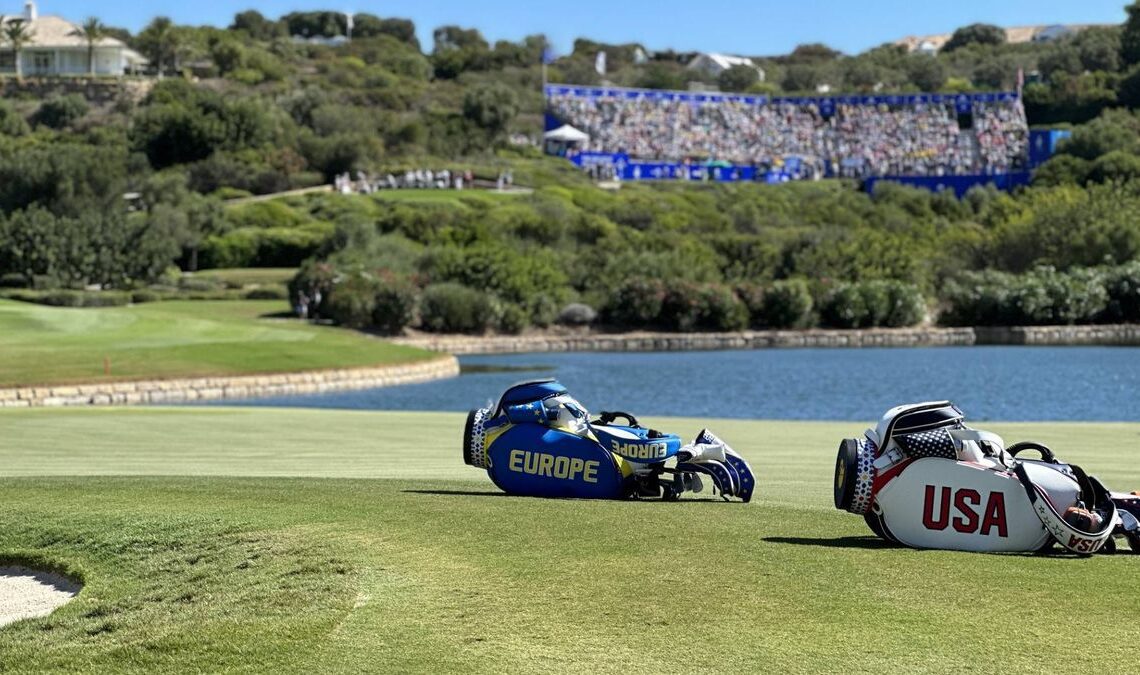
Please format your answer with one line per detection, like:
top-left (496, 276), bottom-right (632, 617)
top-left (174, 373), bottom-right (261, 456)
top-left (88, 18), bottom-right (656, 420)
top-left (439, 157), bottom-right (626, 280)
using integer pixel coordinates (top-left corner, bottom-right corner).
top-left (896, 427), bottom-right (958, 460)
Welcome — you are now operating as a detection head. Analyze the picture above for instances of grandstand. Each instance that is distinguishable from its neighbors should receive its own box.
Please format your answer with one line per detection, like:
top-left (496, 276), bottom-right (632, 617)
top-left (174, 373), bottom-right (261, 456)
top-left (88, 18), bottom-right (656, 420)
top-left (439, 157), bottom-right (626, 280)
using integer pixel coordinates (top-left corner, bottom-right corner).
top-left (544, 85), bottom-right (1033, 191)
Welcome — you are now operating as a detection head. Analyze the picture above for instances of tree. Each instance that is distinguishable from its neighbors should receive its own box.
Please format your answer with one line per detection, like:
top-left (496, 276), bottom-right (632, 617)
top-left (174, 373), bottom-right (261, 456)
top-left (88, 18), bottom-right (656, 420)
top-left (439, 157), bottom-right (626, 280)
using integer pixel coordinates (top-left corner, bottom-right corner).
top-left (351, 14), bottom-right (418, 48)
top-left (461, 83), bottom-right (518, 138)
top-left (717, 64), bottom-right (759, 92)
top-left (0, 99), bottom-right (28, 135)
top-left (972, 60), bottom-right (1009, 89)
top-left (137, 17), bottom-right (181, 76)
top-left (843, 59), bottom-right (881, 91)
top-left (229, 10), bottom-right (283, 41)
top-left (1124, 1), bottom-right (1140, 67)
top-left (431, 25), bottom-right (490, 78)
top-left (782, 64), bottom-right (822, 92)
top-left (787, 43), bottom-right (841, 63)
top-left (942, 23), bottom-right (1005, 52)
top-left (1057, 109), bottom-right (1140, 160)
top-left (906, 55), bottom-right (946, 92)
top-left (2, 18), bottom-right (34, 80)
top-left (69, 17), bottom-right (105, 76)
top-left (1038, 46), bottom-right (1083, 82)
top-left (1075, 26), bottom-right (1121, 73)
top-left (140, 172), bottom-right (223, 271)
top-left (34, 94), bottom-right (88, 129)
top-left (636, 62), bottom-right (687, 90)
top-left (282, 11), bottom-right (344, 38)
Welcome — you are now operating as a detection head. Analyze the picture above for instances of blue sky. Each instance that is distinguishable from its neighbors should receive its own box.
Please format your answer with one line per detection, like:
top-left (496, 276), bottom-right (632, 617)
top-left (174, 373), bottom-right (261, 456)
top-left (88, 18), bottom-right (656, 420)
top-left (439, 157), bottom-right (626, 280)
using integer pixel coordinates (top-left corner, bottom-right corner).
top-left (12, 1), bottom-right (1133, 55)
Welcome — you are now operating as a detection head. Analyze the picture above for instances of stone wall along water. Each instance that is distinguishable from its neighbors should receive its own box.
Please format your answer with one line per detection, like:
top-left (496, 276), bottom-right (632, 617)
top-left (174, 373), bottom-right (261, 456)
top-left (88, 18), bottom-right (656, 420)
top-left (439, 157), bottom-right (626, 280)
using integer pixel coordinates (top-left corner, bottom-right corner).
top-left (0, 356), bottom-right (459, 407)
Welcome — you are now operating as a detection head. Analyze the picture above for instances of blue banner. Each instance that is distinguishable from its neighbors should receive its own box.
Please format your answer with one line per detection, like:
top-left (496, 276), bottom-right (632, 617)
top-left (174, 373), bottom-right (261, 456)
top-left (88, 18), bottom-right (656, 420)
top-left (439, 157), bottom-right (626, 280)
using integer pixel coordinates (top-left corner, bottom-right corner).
top-left (863, 173), bottom-right (1031, 198)
top-left (1028, 129), bottom-right (1071, 169)
top-left (545, 84), bottom-right (1019, 114)
top-left (568, 152), bottom-right (811, 183)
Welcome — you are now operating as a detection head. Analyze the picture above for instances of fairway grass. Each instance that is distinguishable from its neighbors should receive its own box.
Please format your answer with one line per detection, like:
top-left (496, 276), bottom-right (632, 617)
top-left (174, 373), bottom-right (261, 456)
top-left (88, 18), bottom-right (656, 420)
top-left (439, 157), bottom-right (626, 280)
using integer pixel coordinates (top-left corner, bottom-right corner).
top-left (2, 409), bottom-right (1140, 672)
top-left (0, 300), bottom-right (435, 387)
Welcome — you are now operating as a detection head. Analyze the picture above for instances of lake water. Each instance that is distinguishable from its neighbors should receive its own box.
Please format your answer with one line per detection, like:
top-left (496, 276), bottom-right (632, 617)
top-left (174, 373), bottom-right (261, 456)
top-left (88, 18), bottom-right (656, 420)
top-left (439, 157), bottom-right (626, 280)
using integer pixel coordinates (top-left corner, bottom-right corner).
top-left (211, 346), bottom-right (1140, 421)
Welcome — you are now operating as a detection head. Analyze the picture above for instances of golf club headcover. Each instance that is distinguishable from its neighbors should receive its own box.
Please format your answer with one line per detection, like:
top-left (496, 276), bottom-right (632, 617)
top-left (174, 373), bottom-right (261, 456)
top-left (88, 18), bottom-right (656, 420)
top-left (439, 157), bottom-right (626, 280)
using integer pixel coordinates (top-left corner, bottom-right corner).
top-left (676, 429), bottom-right (756, 502)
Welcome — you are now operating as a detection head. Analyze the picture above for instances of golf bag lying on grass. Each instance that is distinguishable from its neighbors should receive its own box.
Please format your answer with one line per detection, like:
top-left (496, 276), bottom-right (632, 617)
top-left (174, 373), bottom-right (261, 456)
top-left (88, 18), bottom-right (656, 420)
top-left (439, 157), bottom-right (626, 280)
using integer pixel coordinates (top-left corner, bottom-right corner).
top-left (834, 401), bottom-right (1140, 554)
top-left (463, 379), bottom-right (755, 501)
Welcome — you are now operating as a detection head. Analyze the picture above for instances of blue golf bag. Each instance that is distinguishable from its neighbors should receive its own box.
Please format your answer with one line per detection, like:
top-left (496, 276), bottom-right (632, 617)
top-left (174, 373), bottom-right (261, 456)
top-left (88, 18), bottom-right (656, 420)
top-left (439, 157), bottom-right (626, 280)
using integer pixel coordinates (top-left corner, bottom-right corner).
top-left (463, 379), bottom-right (755, 501)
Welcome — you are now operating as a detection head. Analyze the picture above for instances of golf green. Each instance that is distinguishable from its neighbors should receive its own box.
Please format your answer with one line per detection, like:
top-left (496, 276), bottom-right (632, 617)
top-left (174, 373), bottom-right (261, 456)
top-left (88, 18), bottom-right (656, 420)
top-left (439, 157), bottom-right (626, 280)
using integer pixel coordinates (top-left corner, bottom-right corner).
top-left (1, 408), bottom-right (1138, 672)
top-left (0, 300), bottom-right (434, 388)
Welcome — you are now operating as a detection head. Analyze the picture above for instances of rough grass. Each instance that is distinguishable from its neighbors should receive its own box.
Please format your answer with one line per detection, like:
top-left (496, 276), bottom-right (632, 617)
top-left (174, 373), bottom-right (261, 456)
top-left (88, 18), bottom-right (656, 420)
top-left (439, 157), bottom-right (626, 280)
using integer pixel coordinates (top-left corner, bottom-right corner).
top-left (2, 408), bottom-right (1139, 672)
top-left (0, 300), bottom-right (436, 387)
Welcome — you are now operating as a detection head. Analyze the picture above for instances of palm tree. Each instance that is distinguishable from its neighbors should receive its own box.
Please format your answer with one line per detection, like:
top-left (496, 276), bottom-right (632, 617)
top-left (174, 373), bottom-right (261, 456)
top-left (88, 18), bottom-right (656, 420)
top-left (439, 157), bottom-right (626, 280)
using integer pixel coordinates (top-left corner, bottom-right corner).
top-left (3, 18), bottom-right (34, 80)
top-left (70, 17), bottom-right (105, 76)
top-left (139, 16), bottom-right (181, 77)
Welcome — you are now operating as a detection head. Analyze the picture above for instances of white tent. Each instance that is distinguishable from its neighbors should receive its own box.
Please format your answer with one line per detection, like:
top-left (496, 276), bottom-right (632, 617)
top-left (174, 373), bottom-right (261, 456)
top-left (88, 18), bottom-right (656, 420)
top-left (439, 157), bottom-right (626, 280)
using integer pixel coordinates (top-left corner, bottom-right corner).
top-left (544, 125), bottom-right (589, 144)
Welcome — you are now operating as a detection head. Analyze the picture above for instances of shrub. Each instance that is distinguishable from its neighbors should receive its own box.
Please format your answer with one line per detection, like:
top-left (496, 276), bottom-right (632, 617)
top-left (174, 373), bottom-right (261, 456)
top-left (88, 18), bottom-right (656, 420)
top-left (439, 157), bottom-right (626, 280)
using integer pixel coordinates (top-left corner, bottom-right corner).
top-left (603, 278), bottom-right (666, 327)
top-left (818, 281), bottom-right (925, 328)
top-left (660, 280), bottom-right (703, 331)
top-left (696, 284), bottom-right (749, 331)
top-left (30, 291), bottom-right (131, 307)
top-left (659, 281), bottom-right (747, 332)
top-left (858, 281), bottom-right (893, 328)
top-left (371, 276), bottom-right (417, 334)
top-left (881, 281), bottom-right (926, 327)
top-left (1101, 261), bottom-right (1140, 322)
top-left (131, 290), bottom-right (161, 304)
top-left (527, 293), bottom-right (559, 328)
top-left (759, 280), bottom-right (813, 329)
top-left (497, 304), bottom-right (529, 334)
top-left (940, 271), bottom-right (1016, 326)
top-left (38, 290), bottom-right (84, 307)
top-left (819, 284), bottom-right (870, 328)
top-left (324, 273), bottom-right (381, 329)
top-left (419, 283), bottom-right (499, 334)
top-left (34, 95), bottom-right (89, 129)
top-left (202, 224), bottom-right (333, 268)
top-left (178, 277), bottom-right (223, 292)
top-left (80, 292), bottom-right (131, 307)
top-left (1012, 267), bottom-right (1107, 325)
top-left (0, 273), bottom-right (28, 288)
top-left (244, 287), bottom-right (288, 300)
top-left (558, 303), bottom-right (597, 326)
top-left (941, 267), bottom-right (1108, 326)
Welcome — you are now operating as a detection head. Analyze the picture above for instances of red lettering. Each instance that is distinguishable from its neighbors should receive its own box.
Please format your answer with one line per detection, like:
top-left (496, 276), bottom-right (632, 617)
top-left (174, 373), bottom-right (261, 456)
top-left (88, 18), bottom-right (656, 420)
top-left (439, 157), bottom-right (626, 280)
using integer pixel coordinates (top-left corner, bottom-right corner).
top-left (980, 492), bottom-right (1008, 537)
top-left (924, 486), bottom-right (1008, 537)
top-left (922, 485), bottom-right (951, 531)
top-left (952, 489), bottom-right (980, 533)
top-left (1067, 535), bottom-right (1097, 552)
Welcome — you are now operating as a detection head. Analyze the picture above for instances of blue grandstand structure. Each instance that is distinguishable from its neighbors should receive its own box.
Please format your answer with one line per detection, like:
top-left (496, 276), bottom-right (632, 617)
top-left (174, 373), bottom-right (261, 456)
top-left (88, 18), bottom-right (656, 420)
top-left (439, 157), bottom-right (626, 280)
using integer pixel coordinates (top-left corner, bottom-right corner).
top-left (544, 84), bottom-right (1066, 195)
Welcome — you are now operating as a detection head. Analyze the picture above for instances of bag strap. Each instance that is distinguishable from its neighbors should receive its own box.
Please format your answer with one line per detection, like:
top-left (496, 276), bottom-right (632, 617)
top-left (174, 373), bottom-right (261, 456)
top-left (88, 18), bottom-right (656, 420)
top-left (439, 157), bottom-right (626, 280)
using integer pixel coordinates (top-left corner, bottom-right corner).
top-left (1012, 462), bottom-right (1117, 555)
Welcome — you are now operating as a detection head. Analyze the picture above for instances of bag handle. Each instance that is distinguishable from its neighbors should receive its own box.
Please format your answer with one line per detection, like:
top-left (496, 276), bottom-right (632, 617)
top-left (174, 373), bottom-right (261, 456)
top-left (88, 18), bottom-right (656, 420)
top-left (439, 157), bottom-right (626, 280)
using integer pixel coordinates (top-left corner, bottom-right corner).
top-left (593, 411), bottom-right (641, 428)
top-left (1007, 441), bottom-right (1057, 464)
top-left (1012, 461), bottom-right (1116, 555)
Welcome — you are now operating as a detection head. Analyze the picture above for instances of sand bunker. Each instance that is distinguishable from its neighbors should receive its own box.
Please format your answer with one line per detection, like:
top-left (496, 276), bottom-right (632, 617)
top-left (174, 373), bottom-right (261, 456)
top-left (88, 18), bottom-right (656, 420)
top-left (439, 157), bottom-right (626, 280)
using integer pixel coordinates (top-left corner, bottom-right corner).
top-left (0, 566), bottom-right (81, 628)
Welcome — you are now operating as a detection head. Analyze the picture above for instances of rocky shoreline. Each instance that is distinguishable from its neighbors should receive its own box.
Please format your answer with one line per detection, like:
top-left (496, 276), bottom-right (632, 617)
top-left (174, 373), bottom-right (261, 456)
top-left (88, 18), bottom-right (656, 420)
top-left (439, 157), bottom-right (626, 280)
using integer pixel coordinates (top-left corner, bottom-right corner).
top-left (0, 355), bottom-right (459, 408)
top-left (391, 324), bottom-right (1140, 355)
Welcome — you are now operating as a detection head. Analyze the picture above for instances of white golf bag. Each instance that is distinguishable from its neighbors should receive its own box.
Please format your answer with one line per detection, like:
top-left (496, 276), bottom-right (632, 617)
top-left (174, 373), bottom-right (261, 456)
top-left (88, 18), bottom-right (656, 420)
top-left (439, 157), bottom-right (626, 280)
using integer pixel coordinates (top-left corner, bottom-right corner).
top-left (834, 402), bottom-right (1140, 554)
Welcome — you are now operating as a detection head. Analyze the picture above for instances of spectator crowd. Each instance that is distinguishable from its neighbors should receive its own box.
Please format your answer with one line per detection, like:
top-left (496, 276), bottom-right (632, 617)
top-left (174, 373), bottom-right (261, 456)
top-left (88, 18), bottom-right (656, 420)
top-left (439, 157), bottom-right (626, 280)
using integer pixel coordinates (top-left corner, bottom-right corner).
top-left (334, 168), bottom-right (476, 194)
top-left (547, 91), bottom-right (1029, 178)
